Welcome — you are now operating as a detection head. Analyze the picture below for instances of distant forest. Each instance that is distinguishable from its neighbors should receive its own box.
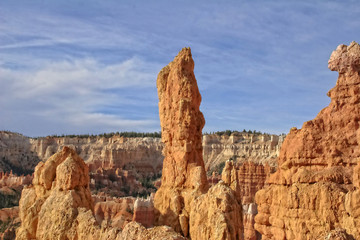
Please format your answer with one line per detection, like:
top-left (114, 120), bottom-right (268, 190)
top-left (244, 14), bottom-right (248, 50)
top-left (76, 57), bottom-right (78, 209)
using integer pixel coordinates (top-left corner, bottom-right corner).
top-left (2, 129), bottom-right (284, 139)
top-left (37, 131), bottom-right (162, 139)
top-left (203, 129), bottom-right (276, 136)
top-left (40, 129), bottom-right (283, 139)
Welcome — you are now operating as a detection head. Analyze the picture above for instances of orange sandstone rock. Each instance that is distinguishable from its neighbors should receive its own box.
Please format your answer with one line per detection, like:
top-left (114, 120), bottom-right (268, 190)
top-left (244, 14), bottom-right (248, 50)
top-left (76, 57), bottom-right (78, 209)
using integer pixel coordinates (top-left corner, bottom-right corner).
top-left (238, 162), bottom-right (273, 204)
top-left (16, 146), bottom-right (93, 239)
top-left (154, 47), bottom-right (243, 239)
top-left (222, 160), bottom-right (241, 202)
top-left (16, 147), bottom-right (184, 240)
top-left (189, 181), bottom-right (243, 240)
top-left (154, 47), bottom-right (209, 235)
top-left (255, 42), bottom-right (360, 240)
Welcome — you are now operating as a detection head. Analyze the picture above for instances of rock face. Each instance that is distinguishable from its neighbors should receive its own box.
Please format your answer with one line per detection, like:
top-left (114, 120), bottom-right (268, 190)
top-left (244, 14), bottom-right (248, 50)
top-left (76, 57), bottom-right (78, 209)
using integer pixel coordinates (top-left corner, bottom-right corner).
top-left (189, 181), bottom-right (243, 240)
top-left (154, 47), bottom-right (243, 239)
top-left (220, 160), bottom-right (272, 240)
top-left (203, 133), bottom-right (283, 171)
top-left (32, 136), bottom-right (164, 176)
top-left (0, 131), bottom-right (282, 180)
top-left (0, 172), bottom-right (32, 189)
top-left (255, 42), bottom-right (360, 239)
top-left (93, 197), bottom-right (134, 229)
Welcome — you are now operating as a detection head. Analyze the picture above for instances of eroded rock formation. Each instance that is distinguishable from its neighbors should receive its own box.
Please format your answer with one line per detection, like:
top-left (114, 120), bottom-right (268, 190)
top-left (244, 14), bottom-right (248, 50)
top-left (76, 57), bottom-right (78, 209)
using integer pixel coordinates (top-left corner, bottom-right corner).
top-left (94, 197), bottom-right (134, 229)
top-left (16, 147), bottom-right (185, 240)
top-left (219, 160), bottom-right (272, 240)
top-left (255, 42), bottom-right (360, 239)
top-left (16, 146), bottom-right (93, 239)
top-left (203, 134), bottom-right (283, 171)
top-left (0, 132), bottom-right (163, 177)
top-left (154, 47), bottom-right (209, 235)
top-left (238, 162), bottom-right (274, 204)
top-left (132, 197), bottom-right (155, 228)
top-left (189, 181), bottom-right (243, 239)
top-left (0, 172), bottom-right (32, 189)
top-left (154, 47), bottom-right (243, 239)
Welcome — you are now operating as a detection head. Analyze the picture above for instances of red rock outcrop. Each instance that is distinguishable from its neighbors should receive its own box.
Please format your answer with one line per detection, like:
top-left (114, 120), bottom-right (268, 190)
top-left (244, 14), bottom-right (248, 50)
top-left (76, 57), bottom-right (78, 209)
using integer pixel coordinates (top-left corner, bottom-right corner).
top-left (0, 207), bottom-right (20, 240)
top-left (189, 181), bottom-right (243, 239)
top-left (222, 160), bottom-right (241, 202)
top-left (255, 42), bottom-right (360, 239)
top-left (219, 161), bottom-right (271, 240)
top-left (154, 47), bottom-right (243, 239)
top-left (0, 132), bottom-right (40, 174)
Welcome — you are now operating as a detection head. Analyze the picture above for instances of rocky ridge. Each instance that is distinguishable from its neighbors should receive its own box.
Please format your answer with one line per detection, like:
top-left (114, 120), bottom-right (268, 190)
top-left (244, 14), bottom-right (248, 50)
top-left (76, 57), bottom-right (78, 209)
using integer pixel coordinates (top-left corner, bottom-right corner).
top-left (255, 42), bottom-right (360, 239)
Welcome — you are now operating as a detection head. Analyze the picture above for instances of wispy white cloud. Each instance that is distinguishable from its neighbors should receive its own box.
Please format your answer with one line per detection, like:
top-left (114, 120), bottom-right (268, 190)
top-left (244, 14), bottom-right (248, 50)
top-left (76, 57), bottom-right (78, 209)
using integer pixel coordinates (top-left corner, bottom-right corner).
top-left (0, 57), bottom-right (161, 136)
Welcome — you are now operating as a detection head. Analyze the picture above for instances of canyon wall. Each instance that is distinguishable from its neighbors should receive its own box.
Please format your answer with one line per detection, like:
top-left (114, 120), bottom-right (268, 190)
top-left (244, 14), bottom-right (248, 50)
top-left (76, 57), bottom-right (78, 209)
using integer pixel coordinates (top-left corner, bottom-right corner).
top-left (255, 42), bottom-right (360, 239)
top-left (0, 132), bottom-right (163, 176)
top-left (0, 131), bottom-right (281, 176)
top-left (203, 133), bottom-right (283, 171)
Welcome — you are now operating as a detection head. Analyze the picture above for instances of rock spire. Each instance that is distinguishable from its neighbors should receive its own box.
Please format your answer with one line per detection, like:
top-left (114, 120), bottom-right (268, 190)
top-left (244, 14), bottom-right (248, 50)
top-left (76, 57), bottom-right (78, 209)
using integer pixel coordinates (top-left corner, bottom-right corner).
top-left (154, 47), bottom-right (209, 235)
top-left (154, 48), bottom-right (243, 239)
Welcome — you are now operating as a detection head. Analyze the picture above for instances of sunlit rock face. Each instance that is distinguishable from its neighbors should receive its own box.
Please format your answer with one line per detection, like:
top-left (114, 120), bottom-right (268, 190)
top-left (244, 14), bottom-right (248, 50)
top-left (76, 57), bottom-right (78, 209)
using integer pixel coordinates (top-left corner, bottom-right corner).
top-left (255, 42), bottom-right (360, 240)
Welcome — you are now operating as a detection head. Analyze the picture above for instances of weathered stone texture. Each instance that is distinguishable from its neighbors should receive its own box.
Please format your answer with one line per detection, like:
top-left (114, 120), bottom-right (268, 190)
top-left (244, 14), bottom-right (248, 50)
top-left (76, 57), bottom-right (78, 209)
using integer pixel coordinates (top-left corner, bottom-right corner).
top-left (255, 42), bottom-right (360, 240)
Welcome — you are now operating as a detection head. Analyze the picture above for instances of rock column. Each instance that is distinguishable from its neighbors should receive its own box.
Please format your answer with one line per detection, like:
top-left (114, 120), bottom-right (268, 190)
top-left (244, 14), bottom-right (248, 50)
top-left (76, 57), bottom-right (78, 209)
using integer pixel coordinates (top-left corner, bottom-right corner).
top-left (154, 47), bottom-right (208, 235)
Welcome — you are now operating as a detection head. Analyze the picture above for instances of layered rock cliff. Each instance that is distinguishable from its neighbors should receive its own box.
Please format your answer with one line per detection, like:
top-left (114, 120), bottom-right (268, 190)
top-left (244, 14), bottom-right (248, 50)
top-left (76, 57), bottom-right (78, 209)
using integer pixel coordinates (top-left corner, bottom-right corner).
top-left (0, 131), bottom-right (281, 176)
top-left (203, 133), bottom-right (283, 171)
top-left (255, 42), bottom-right (360, 239)
top-left (154, 47), bottom-right (243, 239)
top-left (0, 132), bottom-right (40, 175)
top-left (0, 132), bottom-right (163, 176)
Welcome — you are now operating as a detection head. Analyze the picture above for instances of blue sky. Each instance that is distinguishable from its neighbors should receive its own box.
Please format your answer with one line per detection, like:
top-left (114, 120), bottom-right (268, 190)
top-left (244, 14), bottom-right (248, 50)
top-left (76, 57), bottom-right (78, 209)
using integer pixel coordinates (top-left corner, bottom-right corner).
top-left (1, 1), bottom-right (360, 137)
